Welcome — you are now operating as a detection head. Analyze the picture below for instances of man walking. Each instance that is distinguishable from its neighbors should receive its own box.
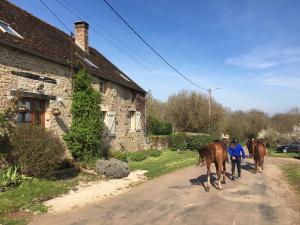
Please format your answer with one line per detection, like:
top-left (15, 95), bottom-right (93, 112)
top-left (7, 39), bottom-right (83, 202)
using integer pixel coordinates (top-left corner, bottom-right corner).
top-left (228, 139), bottom-right (246, 180)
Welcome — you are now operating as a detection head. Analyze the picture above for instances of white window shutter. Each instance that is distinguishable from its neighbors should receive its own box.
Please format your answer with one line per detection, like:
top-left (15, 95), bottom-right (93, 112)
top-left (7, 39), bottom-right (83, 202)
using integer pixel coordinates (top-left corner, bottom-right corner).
top-left (135, 111), bottom-right (141, 131)
top-left (108, 112), bottom-right (116, 136)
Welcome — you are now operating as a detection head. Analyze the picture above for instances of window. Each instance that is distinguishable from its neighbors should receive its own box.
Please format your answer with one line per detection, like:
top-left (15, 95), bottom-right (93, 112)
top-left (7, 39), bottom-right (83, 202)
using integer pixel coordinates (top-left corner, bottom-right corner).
top-left (17, 98), bottom-right (45, 126)
top-left (135, 111), bottom-right (141, 131)
top-left (129, 111), bottom-right (141, 132)
top-left (83, 58), bottom-right (98, 69)
top-left (0, 20), bottom-right (23, 39)
top-left (119, 73), bottom-right (130, 82)
top-left (99, 79), bottom-right (107, 94)
top-left (107, 112), bottom-right (116, 136)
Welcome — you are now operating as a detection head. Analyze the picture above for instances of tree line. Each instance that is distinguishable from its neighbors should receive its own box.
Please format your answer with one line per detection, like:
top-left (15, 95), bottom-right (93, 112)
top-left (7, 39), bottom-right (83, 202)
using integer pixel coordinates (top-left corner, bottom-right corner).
top-left (146, 90), bottom-right (300, 144)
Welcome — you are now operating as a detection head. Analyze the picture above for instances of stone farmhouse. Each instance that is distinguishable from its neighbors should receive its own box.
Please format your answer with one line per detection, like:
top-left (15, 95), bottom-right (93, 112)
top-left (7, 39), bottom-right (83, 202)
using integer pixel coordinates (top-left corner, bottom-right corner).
top-left (0, 1), bottom-right (147, 151)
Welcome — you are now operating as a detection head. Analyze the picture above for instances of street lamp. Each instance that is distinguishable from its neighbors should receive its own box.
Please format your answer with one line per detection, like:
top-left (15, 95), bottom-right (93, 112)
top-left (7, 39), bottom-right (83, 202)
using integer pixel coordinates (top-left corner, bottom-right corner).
top-left (208, 87), bottom-right (221, 130)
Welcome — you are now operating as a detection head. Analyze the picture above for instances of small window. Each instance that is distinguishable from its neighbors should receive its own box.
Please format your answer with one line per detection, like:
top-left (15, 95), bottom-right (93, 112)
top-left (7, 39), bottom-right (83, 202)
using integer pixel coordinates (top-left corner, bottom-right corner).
top-left (119, 73), bottom-right (130, 82)
top-left (0, 20), bottom-right (23, 39)
top-left (99, 79), bottom-right (107, 94)
top-left (18, 98), bottom-right (45, 126)
top-left (83, 58), bottom-right (98, 69)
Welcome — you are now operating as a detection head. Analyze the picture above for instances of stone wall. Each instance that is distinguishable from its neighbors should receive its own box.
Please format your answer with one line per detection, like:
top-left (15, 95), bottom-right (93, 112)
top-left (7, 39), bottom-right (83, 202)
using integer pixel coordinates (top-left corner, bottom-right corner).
top-left (0, 44), bottom-right (73, 139)
top-left (0, 44), bottom-right (146, 152)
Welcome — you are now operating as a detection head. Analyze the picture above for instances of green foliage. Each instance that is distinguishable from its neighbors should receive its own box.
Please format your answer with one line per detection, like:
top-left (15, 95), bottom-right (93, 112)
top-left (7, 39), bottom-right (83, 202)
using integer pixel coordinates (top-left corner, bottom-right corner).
top-left (129, 151), bottom-right (148, 161)
top-left (10, 125), bottom-right (64, 178)
top-left (281, 164), bottom-right (300, 197)
top-left (129, 150), bottom-right (198, 179)
top-left (109, 151), bottom-right (128, 162)
top-left (96, 158), bottom-right (130, 179)
top-left (145, 148), bottom-right (162, 157)
top-left (187, 135), bottom-right (215, 151)
top-left (0, 166), bottom-right (32, 192)
top-left (0, 166), bottom-right (18, 189)
top-left (64, 70), bottom-right (103, 161)
top-left (170, 134), bottom-right (188, 151)
top-left (147, 116), bottom-right (172, 135)
top-left (0, 178), bottom-right (76, 215)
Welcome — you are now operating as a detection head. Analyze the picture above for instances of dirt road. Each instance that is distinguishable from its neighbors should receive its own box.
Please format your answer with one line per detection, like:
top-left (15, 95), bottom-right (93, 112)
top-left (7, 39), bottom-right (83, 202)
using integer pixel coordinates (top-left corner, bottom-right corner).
top-left (30, 157), bottom-right (300, 225)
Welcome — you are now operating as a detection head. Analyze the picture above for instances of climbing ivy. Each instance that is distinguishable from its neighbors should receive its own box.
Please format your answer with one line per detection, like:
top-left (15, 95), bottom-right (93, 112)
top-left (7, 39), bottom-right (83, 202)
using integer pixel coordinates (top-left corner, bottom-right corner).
top-left (64, 70), bottom-right (103, 161)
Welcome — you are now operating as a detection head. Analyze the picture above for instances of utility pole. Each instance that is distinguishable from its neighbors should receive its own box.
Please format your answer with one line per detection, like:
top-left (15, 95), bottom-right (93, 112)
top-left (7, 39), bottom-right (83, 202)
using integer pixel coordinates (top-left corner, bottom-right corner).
top-left (208, 88), bottom-right (212, 130)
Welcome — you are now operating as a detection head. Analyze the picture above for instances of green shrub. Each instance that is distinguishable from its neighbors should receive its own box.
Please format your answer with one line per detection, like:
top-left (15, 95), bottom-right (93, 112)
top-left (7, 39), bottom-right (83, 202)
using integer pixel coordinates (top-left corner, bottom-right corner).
top-left (10, 125), bottom-right (64, 178)
top-left (187, 135), bottom-right (215, 151)
top-left (109, 151), bottom-right (128, 162)
top-left (147, 117), bottom-right (172, 135)
top-left (96, 158), bottom-right (129, 179)
top-left (129, 151), bottom-right (148, 161)
top-left (146, 149), bottom-right (162, 157)
top-left (170, 134), bottom-right (188, 151)
top-left (64, 70), bottom-right (103, 161)
top-left (0, 166), bottom-right (32, 192)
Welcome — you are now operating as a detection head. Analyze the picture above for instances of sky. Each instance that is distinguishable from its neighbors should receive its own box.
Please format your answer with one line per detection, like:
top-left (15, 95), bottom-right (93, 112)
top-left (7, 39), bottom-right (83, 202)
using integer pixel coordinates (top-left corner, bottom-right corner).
top-left (10, 0), bottom-right (300, 114)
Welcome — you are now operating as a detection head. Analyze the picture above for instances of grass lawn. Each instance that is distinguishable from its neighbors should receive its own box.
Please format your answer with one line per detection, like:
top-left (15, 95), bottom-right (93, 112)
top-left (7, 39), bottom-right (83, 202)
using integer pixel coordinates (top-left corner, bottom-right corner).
top-left (0, 173), bottom-right (99, 225)
top-left (268, 148), bottom-right (300, 158)
top-left (281, 164), bottom-right (300, 197)
top-left (129, 150), bottom-right (198, 179)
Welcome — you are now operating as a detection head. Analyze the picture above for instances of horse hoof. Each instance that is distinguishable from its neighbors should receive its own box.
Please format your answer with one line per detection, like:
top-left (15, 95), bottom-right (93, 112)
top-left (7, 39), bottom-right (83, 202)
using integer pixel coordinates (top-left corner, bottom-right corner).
top-left (221, 180), bottom-right (226, 184)
top-left (219, 186), bottom-right (223, 190)
top-left (206, 186), bottom-right (210, 192)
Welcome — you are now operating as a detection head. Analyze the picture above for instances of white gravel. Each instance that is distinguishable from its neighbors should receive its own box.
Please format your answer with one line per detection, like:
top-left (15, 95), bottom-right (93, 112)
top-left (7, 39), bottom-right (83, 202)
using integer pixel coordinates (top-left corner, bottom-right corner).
top-left (45, 170), bottom-right (147, 213)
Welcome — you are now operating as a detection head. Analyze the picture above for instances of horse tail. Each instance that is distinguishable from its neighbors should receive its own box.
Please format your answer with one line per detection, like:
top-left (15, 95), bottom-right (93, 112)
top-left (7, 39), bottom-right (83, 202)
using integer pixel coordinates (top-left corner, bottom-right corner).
top-left (197, 147), bottom-right (206, 167)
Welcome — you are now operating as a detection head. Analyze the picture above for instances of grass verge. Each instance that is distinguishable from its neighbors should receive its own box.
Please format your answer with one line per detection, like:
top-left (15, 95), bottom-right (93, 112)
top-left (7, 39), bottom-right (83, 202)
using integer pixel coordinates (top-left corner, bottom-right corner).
top-left (129, 150), bottom-right (198, 179)
top-left (281, 164), bottom-right (300, 197)
top-left (268, 148), bottom-right (299, 158)
top-left (0, 173), bottom-right (98, 225)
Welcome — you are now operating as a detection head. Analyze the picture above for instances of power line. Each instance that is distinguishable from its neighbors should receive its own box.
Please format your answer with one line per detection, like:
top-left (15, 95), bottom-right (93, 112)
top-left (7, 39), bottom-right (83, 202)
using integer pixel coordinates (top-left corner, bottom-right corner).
top-left (38, 0), bottom-right (72, 33)
top-left (54, 0), bottom-right (178, 88)
top-left (57, 0), bottom-right (179, 85)
top-left (101, 0), bottom-right (208, 92)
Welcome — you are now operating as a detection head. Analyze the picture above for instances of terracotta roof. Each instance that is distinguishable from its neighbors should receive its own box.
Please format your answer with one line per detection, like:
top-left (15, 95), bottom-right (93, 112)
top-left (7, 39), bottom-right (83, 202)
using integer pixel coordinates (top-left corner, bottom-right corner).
top-left (0, 0), bottom-right (146, 94)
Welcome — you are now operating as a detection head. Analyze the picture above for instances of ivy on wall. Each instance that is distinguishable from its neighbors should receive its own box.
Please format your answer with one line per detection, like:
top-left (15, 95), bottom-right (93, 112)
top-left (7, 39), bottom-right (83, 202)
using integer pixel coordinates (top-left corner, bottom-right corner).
top-left (64, 70), bottom-right (103, 161)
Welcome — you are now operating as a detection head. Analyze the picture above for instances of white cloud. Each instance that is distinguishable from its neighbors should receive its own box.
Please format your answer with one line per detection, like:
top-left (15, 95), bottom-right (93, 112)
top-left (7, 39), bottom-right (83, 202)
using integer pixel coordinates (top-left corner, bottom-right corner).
top-left (263, 76), bottom-right (300, 89)
top-left (225, 46), bottom-right (300, 70)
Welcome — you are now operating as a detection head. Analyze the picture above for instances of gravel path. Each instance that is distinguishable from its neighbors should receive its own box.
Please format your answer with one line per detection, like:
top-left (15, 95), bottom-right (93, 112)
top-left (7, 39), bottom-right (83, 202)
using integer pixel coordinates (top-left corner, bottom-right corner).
top-left (45, 170), bottom-right (147, 213)
top-left (31, 157), bottom-right (300, 225)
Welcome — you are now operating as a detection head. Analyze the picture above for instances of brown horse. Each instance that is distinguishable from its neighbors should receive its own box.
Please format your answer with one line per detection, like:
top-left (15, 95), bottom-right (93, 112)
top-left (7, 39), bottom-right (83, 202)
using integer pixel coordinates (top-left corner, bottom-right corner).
top-left (246, 138), bottom-right (255, 158)
top-left (198, 141), bottom-right (227, 191)
top-left (248, 139), bottom-right (267, 173)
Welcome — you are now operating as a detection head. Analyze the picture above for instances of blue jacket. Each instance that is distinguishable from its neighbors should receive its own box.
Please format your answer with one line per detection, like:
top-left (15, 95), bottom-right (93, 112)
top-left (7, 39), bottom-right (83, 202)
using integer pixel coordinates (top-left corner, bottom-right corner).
top-left (228, 144), bottom-right (246, 159)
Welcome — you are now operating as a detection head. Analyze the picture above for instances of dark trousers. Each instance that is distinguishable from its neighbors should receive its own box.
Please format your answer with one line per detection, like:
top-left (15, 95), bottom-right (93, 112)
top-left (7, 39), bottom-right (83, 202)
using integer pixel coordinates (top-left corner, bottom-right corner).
top-left (231, 156), bottom-right (241, 177)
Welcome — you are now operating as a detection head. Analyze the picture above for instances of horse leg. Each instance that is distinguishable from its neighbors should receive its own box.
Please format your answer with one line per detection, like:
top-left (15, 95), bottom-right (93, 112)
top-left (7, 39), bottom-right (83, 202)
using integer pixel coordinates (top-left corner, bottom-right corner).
top-left (261, 158), bottom-right (264, 171)
top-left (254, 159), bottom-right (258, 174)
top-left (215, 162), bottom-right (222, 190)
top-left (259, 159), bottom-right (263, 172)
top-left (221, 160), bottom-right (226, 184)
top-left (206, 162), bottom-right (211, 192)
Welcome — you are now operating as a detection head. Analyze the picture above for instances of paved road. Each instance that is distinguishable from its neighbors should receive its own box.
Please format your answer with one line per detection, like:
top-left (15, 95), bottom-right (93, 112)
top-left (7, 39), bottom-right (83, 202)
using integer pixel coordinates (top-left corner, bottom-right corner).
top-left (31, 157), bottom-right (300, 225)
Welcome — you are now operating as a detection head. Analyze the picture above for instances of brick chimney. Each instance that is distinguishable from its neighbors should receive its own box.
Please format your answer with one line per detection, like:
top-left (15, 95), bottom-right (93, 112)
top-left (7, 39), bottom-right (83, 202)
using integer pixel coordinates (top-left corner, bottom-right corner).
top-left (74, 21), bottom-right (89, 52)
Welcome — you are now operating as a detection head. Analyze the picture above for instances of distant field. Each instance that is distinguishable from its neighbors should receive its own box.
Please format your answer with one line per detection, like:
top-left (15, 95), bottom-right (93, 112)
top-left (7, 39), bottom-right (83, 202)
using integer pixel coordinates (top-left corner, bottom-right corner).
top-left (268, 148), bottom-right (299, 158)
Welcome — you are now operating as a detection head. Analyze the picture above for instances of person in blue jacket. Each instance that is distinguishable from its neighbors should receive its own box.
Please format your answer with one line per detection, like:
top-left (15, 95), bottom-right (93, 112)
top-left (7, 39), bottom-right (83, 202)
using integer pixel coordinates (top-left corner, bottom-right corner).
top-left (228, 139), bottom-right (246, 180)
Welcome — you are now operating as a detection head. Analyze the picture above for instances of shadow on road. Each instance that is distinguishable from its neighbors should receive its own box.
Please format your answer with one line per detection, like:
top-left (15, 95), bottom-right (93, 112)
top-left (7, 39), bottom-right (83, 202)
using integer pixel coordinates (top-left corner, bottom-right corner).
top-left (241, 162), bottom-right (256, 173)
top-left (189, 172), bottom-right (231, 191)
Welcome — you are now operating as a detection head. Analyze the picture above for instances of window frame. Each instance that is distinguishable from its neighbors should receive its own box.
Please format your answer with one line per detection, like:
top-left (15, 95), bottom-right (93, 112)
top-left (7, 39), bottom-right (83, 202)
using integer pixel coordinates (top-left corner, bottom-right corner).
top-left (99, 79), bottom-right (107, 95)
top-left (18, 98), bottom-right (46, 127)
top-left (0, 20), bottom-right (23, 39)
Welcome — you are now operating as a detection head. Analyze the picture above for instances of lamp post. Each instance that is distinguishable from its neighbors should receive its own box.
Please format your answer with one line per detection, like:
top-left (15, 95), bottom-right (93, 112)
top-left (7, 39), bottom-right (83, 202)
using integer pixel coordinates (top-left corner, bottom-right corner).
top-left (208, 87), bottom-right (220, 130)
